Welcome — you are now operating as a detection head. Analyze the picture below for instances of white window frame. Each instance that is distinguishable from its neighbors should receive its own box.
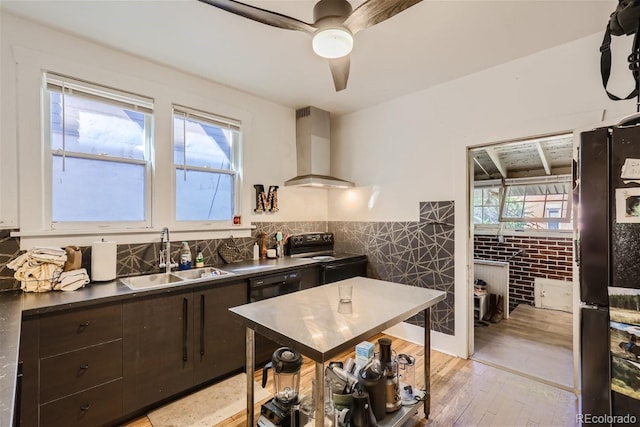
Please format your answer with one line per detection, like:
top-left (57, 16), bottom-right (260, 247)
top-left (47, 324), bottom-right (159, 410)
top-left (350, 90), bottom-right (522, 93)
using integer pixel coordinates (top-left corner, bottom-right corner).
top-left (43, 72), bottom-right (154, 230)
top-left (499, 175), bottom-right (572, 224)
top-left (473, 176), bottom-right (573, 234)
top-left (172, 105), bottom-right (242, 226)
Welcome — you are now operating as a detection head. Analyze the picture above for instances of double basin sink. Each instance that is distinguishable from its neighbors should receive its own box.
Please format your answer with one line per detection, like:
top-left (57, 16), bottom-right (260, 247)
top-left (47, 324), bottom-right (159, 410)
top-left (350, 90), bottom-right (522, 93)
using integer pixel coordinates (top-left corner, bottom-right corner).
top-left (120, 267), bottom-right (233, 290)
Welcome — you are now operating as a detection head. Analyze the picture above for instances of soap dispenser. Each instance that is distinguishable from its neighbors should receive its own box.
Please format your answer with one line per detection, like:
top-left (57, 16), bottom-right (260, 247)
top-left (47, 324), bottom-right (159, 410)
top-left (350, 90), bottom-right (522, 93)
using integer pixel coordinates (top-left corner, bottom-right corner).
top-left (195, 246), bottom-right (204, 268)
top-left (179, 242), bottom-right (192, 270)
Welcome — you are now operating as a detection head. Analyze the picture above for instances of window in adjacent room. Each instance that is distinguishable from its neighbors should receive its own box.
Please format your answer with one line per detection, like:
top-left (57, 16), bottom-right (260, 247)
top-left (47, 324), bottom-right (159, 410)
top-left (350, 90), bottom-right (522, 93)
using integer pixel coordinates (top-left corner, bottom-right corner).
top-left (173, 106), bottom-right (241, 222)
top-left (44, 73), bottom-right (153, 228)
top-left (473, 181), bottom-right (501, 225)
top-left (500, 177), bottom-right (572, 230)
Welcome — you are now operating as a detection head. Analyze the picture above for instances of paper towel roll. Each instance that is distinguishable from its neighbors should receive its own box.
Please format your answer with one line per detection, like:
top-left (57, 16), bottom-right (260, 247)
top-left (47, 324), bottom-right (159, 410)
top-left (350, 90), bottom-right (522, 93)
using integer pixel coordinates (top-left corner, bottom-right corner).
top-left (91, 240), bottom-right (117, 281)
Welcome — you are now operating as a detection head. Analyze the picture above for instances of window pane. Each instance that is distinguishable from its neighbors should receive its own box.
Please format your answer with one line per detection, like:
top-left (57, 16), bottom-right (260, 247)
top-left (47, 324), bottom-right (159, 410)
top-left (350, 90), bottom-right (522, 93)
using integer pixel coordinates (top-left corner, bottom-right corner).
top-left (175, 170), bottom-right (234, 221)
top-left (174, 115), bottom-right (232, 170)
top-left (473, 189), bottom-right (483, 205)
top-left (50, 92), bottom-right (146, 160)
top-left (483, 206), bottom-right (499, 223)
top-left (473, 207), bottom-right (483, 224)
top-left (52, 156), bottom-right (145, 222)
top-left (503, 202), bottom-right (524, 218)
top-left (484, 188), bottom-right (500, 206)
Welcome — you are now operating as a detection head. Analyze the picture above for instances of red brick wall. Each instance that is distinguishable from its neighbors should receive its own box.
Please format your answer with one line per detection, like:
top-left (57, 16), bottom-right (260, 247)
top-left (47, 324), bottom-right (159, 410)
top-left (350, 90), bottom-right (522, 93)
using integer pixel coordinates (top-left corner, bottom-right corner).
top-left (474, 234), bottom-right (573, 311)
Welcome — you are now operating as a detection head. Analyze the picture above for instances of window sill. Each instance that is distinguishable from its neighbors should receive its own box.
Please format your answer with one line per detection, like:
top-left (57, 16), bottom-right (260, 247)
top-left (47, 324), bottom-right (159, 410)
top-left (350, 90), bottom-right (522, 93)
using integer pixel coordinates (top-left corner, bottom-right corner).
top-left (473, 227), bottom-right (573, 239)
top-left (11, 225), bottom-right (255, 250)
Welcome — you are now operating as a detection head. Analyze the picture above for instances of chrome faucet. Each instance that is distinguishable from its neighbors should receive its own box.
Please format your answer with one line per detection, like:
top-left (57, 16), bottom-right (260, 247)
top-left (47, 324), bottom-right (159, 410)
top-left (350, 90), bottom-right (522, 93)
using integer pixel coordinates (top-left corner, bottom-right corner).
top-left (159, 227), bottom-right (177, 273)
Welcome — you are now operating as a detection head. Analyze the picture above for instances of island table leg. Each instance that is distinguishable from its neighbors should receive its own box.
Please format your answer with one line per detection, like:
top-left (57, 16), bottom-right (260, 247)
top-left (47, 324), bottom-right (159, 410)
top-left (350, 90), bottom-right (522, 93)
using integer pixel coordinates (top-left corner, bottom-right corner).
top-left (424, 307), bottom-right (431, 418)
top-left (314, 361), bottom-right (325, 427)
top-left (246, 328), bottom-right (255, 427)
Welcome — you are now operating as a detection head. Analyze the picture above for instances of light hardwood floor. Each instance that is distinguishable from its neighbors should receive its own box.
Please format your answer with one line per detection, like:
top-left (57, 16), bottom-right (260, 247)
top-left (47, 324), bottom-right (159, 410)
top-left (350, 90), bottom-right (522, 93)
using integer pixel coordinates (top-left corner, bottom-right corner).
top-left (123, 332), bottom-right (577, 427)
top-left (473, 304), bottom-right (574, 390)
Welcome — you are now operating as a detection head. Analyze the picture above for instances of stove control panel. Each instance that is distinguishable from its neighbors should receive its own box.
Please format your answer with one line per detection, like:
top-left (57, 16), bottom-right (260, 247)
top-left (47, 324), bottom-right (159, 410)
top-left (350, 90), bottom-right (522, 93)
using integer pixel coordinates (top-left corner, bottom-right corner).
top-left (287, 232), bottom-right (334, 255)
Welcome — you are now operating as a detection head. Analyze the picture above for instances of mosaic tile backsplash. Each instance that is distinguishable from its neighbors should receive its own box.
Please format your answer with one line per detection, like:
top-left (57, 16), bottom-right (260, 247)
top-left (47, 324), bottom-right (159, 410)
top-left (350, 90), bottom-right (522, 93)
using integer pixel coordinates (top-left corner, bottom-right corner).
top-left (330, 201), bottom-right (455, 335)
top-left (0, 203), bottom-right (455, 336)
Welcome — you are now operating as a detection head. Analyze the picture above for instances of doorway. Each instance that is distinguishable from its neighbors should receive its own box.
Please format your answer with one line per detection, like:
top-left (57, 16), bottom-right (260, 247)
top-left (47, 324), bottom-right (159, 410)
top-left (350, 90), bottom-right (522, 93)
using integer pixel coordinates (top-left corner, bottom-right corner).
top-left (467, 132), bottom-right (575, 390)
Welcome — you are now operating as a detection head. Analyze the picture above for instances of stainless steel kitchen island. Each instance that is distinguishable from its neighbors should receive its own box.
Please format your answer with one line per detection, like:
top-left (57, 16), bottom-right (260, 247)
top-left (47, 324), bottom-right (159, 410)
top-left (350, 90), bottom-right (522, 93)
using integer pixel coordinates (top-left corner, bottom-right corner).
top-left (229, 276), bottom-right (446, 427)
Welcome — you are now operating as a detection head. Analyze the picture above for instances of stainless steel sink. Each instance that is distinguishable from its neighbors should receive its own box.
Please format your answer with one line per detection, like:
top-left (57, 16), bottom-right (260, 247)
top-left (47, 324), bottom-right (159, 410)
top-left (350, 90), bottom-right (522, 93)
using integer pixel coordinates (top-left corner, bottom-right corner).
top-left (120, 267), bottom-right (233, 290)
top-left (171, 267), bottom-right (230, 280)
top-left (120, 272), bottom-right (184, 290)
top-left (228, 265), bottom-right (278, 272)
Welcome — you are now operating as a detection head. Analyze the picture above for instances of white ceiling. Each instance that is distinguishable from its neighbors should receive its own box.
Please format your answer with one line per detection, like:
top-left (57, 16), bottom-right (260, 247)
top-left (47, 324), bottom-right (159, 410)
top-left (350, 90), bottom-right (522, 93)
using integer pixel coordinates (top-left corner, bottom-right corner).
top-left (1, 0), bottom-right (616, 115)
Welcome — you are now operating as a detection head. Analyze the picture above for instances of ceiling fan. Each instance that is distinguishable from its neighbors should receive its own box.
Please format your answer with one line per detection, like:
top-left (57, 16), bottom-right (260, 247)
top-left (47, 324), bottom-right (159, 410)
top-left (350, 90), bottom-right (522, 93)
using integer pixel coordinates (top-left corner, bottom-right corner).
top-left (197, 0), bottom-right (422, 91)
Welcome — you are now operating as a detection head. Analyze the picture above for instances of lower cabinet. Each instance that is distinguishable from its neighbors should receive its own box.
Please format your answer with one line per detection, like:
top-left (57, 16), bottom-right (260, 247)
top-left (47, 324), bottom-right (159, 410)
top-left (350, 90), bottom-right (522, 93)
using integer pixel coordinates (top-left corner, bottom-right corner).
top-left (122, 291), bottom-right (194, 414)
top-left (18, 302), bottom-right (123, 427)
top-left (193, 281), bottom-right (247, 385)
top-left (122, 280), bottom-right (248, 415)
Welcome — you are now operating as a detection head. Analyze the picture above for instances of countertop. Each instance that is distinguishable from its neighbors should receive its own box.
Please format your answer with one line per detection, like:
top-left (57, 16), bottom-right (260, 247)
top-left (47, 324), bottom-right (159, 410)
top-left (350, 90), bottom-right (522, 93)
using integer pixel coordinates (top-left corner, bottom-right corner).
top-left (229, 276), bottom-right (447, 362)
top-left (0, 255), bottom-right (321, 427)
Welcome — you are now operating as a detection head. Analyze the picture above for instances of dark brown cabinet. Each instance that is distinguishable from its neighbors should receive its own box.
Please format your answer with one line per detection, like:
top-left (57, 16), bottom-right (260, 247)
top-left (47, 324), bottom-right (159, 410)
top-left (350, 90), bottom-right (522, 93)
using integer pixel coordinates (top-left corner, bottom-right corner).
top-left (122, 280), bottom-right (248, 415)
top-left (18, 303), bottom-right (123, 427)
top-left (122, 291), bottom-right (194, 414)
top-left (193, 280), bottom-right (247, 385)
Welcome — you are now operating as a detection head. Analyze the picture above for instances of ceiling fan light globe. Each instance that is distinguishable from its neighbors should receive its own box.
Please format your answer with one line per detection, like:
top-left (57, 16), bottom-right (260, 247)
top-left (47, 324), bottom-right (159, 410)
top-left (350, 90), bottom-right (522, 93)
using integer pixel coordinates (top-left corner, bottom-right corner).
top-left (312, 28), bottom-right (353, 59)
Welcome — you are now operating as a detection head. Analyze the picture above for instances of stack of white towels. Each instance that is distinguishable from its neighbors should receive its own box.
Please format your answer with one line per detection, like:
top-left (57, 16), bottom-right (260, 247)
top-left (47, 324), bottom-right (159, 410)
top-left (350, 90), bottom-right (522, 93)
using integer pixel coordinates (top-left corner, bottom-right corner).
top-left (7, 247), bottom-right (90, 292)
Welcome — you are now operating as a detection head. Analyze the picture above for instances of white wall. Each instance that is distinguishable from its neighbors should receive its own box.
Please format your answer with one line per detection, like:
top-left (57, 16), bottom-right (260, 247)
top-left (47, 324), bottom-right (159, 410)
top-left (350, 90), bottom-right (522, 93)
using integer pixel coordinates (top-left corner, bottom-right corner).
top-left (329, 32), bottom-right (637, 357)
top-left (0, 12), bottom-right (327, 246)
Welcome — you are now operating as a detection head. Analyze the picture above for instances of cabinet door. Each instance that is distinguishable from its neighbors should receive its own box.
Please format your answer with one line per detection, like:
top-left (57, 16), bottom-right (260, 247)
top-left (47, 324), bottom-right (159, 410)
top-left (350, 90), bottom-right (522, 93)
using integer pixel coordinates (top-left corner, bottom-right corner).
top-left (18, 317), bottom-right (38, 427)
top-left (122, 291), bottom-right (193, 414)
top-left (193, 281), bottom-right (247, 385)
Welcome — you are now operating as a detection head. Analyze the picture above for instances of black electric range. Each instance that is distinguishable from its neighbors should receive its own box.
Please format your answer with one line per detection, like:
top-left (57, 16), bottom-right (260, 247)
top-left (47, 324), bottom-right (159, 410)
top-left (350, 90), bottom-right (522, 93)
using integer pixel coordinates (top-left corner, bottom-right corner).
top-left (286, 232), bottom-right (367, 284)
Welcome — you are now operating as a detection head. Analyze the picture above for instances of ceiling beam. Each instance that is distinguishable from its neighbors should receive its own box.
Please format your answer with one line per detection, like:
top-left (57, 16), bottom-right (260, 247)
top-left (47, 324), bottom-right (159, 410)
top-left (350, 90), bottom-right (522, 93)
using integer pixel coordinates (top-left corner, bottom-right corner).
top-left (535, 141), bottom-right (552, 175)
top-left (485, 147), bottom-right (507, 178)
top-left (473, 156), bottom-right (492, 178)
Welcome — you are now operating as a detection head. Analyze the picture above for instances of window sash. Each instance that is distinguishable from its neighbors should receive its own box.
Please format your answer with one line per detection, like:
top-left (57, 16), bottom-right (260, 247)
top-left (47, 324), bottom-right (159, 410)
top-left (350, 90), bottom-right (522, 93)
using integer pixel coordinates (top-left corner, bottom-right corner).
top-left (46, 73), bottom-right (153, 114)
top-left (43, 76), bottom-right (153, 229)
top-left (172, 105), bottom-right (241, 223)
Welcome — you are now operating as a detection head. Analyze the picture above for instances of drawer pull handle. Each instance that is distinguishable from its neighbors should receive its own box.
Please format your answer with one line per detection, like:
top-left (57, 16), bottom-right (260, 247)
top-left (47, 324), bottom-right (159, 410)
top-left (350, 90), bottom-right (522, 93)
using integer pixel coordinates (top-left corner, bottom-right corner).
top-left (79, 364), bottom-right (89, 370)
top-left (78, 321), bottom-right (91, 331)
top-left (80, 404), bottom-right (90, 411)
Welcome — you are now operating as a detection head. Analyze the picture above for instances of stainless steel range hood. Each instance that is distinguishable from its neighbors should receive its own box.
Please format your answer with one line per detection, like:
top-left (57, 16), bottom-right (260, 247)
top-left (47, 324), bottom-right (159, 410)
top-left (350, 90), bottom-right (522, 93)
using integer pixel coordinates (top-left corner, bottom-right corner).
top-left (284, 106), bottom-right (354, 189)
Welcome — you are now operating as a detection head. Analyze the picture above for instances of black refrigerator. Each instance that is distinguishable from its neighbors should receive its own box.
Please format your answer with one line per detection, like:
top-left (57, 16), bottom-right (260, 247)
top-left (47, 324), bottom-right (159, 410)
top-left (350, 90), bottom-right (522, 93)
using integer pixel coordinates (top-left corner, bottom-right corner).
top-left (579, 123), bottom-right (640, 425)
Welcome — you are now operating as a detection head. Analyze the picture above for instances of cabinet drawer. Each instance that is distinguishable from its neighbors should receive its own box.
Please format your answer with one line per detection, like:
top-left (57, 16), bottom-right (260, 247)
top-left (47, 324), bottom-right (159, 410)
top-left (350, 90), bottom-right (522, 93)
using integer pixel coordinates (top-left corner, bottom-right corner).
top-left (40, 304), bottom-right (122, 357)
top-left (40, 379), bottom-right (122, 427)
top-left (40, 340), bottom-right (122, 403)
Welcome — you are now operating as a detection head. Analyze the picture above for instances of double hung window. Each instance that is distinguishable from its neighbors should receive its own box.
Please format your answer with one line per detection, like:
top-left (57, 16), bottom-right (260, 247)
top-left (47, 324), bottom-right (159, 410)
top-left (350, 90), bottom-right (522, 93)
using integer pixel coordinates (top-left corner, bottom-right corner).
top-left (173, 106), bottom-right (240, 222)
top-left (45, 73), bottom-right (153, 228)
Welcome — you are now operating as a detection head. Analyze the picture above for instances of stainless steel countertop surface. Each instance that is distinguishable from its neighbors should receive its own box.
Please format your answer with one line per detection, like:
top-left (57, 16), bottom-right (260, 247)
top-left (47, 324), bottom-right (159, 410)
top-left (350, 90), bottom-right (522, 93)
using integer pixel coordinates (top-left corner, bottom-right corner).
top-left (229, 276), bottom-right (446, 362)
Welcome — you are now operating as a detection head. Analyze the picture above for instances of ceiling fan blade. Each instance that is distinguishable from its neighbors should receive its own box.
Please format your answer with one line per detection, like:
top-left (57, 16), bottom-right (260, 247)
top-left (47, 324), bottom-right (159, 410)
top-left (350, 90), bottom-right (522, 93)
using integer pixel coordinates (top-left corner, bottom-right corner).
top-left (197, 0), bottom-right (316, 34)
top-left (328, 56), bottom-right (350, 92)
top-left (344, 0), bottom-right (422, 34)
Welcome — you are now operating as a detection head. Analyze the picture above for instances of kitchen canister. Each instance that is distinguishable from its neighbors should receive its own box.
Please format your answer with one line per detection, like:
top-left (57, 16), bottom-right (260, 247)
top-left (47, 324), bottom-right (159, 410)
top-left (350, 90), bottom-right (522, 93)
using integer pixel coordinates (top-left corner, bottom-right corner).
top-left (91, 239), bottom-right (117, 281)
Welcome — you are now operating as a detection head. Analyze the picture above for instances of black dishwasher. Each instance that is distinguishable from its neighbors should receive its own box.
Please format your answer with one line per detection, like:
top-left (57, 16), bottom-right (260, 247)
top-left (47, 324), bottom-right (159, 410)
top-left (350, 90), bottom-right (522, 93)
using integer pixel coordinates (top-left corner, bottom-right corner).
top-left (249, 270), bottom-right (302, 365)
top-left (249, 270), bottom-right (301, 302)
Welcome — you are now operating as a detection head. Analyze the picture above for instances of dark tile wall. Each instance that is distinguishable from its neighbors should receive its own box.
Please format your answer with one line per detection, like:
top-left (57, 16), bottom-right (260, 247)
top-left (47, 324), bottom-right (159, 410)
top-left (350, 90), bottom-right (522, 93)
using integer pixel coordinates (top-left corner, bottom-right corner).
top-left (0, 230), bottom-right (21, 291)
top-left (0, 222), bottom-right (327, 290)
top-left (330, 201), bottom-right (456, 336)
top-left (1, 208), bottom-right (456, 337)
top-left (474, 234), bottom-right (573, 311)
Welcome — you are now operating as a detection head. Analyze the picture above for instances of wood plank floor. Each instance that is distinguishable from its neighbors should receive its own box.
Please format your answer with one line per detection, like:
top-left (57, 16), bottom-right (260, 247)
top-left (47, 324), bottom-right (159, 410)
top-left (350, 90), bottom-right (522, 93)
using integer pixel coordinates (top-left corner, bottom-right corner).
top-left (123, 332), bottom-right (577, 427)
top-left (473, 304), bottom-right (574, 390)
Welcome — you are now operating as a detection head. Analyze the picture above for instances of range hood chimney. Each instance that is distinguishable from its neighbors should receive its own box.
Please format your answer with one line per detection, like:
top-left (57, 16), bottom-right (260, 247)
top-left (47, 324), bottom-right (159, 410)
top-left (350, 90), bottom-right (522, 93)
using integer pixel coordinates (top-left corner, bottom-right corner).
top-left (284, 106), bottom-right (354, 189)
